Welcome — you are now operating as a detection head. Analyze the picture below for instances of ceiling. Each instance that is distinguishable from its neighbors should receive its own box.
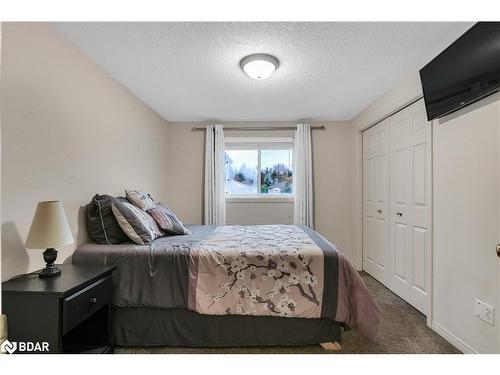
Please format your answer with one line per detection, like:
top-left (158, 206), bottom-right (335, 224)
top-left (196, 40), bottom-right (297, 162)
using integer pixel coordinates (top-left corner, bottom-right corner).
top-left (53, 22), bottom-right (473, 122)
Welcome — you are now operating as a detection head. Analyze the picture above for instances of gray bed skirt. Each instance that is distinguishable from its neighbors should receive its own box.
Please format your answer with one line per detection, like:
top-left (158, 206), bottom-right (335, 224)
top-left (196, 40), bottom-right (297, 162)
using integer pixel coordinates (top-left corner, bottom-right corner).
top-left (113, 307), bottom-right (342, 347)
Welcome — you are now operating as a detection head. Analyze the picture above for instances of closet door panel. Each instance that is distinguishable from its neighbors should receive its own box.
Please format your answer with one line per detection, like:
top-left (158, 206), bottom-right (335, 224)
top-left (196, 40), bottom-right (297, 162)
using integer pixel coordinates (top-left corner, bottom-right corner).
top-left (363, 120), bottom-right (390, 284)
top-left (376, 121), bottom-right (390, 284)
top-left (394, 221), bottom-right (408, 283)
top-left (363, 127), bottom-right (377, 277)
top-left (389, 111), bottom-right (412, 298)
top-left (408, 103), bottom-right (431, 313)
top-left (375, 215), bottom-right (388, 272)
top-left (364, 216), bottom-right (375, 264)
top-left (412, 143), bottom-right (427, 207)
top-left (412, 225), bottom-right (427, 293)
top-left (389, 99), bottom-right (431, 314)
top-left (395, 155), bottom-right (406, 204)
top-left (375, 156), bottom-right (387, 203)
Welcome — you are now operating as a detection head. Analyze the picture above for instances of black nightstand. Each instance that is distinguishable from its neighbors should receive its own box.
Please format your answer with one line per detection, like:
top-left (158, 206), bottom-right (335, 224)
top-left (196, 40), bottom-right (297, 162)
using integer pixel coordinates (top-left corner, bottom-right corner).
top-left (2, 264), bottom-right (116, 354)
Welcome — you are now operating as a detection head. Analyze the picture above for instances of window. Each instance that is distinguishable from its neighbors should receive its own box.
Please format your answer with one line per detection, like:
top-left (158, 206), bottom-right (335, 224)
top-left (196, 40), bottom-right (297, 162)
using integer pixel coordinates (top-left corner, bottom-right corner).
top-left (224, 138), bottom-right (294, 197)
top-left (224, 150), bottom-right (259, 195)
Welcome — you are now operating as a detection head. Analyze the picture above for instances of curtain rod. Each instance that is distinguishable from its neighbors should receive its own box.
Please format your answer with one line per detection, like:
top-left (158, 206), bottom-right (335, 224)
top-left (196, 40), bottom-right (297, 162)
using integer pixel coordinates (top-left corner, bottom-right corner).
top-left (191, 125), bottom-right (326, 132)
top-left (362, 96), bottom-right (424, 132)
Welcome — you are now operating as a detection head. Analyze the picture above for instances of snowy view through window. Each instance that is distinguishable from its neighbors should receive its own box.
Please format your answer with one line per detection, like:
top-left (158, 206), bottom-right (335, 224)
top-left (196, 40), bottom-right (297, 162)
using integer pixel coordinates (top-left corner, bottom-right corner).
top-left (225, 149), bottom-right (293, 196)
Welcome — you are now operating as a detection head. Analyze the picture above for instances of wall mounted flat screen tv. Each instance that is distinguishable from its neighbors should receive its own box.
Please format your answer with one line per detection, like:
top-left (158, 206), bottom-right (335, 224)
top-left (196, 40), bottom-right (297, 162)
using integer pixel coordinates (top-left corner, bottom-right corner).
top-left (420, 22), bottom-right (500, 121)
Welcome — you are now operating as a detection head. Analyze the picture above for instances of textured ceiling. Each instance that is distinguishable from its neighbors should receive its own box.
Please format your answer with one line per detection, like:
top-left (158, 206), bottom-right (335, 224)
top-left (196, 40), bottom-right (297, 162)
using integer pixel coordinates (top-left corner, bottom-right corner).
top-left (53, 22), bottom-right (473, 122)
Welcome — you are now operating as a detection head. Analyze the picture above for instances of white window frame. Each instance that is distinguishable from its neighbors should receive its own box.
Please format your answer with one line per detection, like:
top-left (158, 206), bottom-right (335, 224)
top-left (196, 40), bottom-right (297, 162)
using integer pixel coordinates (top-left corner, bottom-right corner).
top-left (224, 137), bottom-right (295, 202)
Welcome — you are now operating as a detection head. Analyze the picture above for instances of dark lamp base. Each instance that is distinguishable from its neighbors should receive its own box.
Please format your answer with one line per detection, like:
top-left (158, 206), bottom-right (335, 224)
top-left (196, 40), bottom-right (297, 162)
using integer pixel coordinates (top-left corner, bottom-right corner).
top-left (39, 265), bottom-right (61, 278)
top-left (39, 248), bottom-right (62, 278)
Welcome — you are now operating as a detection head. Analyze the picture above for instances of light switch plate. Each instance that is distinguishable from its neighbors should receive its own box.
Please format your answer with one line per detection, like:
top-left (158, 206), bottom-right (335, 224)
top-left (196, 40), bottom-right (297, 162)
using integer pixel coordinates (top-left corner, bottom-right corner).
top-left (475, 299), bottom-right (495, 326)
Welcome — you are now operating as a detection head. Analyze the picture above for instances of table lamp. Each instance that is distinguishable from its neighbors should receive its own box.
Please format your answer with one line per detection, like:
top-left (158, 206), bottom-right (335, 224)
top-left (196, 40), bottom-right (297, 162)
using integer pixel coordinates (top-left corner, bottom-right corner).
top-left (25, 201), bottom-right (74, 278)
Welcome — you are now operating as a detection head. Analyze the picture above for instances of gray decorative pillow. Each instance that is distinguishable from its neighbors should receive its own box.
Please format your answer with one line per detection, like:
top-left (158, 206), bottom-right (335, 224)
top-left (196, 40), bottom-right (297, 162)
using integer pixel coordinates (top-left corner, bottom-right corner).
top-left (112, 198), bottom-right (163, 244)
top-left (86, 194), bottom-right (129, 244)
top-left (147, 203), bottom-right (190, 235)
top-left (125, 190), bottom-right (156, 210)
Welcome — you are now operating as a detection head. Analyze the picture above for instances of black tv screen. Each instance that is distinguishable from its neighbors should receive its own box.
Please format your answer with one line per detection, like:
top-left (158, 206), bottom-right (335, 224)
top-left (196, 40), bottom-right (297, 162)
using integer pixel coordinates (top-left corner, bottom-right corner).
top-left (420, 22), bottom-right (500, 121)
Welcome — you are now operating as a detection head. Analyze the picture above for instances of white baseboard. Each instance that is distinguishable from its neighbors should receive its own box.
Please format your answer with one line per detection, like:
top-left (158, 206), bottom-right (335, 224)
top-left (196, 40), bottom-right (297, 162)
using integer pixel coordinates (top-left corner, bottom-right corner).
top-left (431, 321), bottom-right (477, 354)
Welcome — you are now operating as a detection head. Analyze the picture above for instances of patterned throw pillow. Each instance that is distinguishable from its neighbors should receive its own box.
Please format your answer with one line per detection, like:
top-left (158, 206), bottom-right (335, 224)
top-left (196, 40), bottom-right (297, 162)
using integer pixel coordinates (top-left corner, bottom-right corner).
top-left (147, 203), bottom-right (190, 235)
top-left (125, 190), bottom-right (156, 210)
top-left (112, 198), bottom-right (163, 245)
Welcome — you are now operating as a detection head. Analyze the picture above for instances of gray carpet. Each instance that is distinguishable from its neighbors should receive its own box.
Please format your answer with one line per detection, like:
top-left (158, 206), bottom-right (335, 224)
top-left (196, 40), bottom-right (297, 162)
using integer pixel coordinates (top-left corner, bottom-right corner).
top-left (115, 272), bottom-right (460, 354)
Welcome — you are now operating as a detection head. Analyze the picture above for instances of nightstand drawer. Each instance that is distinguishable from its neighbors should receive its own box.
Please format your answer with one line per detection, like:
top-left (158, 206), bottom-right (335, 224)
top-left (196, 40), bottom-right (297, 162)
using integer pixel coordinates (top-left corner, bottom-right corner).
top-left (63, 275), bottom-right (113, 334)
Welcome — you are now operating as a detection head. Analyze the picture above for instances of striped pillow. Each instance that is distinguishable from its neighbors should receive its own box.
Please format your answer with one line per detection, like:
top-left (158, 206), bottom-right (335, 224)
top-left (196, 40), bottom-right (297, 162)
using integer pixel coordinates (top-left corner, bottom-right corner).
top-left (147, 203), bottom-right (190, 235)
top-left (112, 198), bottom-right (163, 245)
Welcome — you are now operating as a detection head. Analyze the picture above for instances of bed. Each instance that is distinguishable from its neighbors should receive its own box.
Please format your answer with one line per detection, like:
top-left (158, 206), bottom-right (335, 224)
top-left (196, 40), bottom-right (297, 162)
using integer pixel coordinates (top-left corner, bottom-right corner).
top-left (73, 224), bottom-right (379, 348)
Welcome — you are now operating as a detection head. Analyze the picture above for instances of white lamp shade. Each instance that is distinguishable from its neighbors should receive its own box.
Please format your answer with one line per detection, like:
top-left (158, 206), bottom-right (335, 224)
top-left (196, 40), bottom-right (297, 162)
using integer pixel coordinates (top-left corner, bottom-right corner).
top-left (25, 201), bottom-right (74, 249)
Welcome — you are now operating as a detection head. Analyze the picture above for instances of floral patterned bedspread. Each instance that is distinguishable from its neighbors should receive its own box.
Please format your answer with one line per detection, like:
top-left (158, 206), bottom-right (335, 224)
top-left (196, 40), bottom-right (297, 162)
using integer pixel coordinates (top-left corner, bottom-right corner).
top-left (189, 225), bottom-right (323, 318)
top-left (188, 225), bottom-right (380, 341)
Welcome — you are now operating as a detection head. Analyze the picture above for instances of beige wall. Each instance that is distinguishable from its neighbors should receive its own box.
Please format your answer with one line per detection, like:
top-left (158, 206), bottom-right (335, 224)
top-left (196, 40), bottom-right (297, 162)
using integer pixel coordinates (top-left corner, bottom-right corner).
top-left (432, 94), bottom-right (500, 353)
top-left (163, 123), bottom-right (204, 224)
top-left (1, 23), bottom-right (170, 280)
top-left (226, 200), bottom-right (294, 225)
top-left (352, 71), bottom-right (500, 353)
top-left (312, 121), bottom-right (356, 260)
top-left (166, 121), bottom-right (357, 262)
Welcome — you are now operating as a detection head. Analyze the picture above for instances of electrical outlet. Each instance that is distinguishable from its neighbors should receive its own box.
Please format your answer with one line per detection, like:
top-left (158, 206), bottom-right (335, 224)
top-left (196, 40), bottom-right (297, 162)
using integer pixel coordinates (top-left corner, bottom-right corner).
top-left (474, 299), bottom-right (495, 326)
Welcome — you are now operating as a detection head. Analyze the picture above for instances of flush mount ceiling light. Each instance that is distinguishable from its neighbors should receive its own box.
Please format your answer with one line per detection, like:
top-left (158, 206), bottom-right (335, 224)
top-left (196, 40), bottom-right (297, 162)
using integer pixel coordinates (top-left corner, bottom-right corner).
top-left (240, 54), bottom-right (279, 80)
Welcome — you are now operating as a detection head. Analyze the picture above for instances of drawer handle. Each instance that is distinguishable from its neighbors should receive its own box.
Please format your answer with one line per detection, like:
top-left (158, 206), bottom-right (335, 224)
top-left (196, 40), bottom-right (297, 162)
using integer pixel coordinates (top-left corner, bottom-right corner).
top-left (89, 297), bottom-right (97, 304)
top-left (377, 209), bottom-right (382, 214)
top-left (396, 212), bottom-right (403, 217)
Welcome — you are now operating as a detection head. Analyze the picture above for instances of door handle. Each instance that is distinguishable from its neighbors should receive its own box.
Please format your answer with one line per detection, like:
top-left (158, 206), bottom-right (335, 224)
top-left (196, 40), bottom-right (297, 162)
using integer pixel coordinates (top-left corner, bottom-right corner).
top-left (496, 243), bottom-right (500, 258)
top-left (396, 212), bottom-right (403, 217)
top-left (377, 209), bottom-right (382, 214)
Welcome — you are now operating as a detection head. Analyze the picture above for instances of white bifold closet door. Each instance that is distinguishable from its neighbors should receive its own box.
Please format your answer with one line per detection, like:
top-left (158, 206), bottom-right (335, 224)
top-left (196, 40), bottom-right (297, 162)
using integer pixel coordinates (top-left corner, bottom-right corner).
top-left (388, 99), bottom-right (431, 314)
top-left (362, 119), bottom-right (390, 285)
top-left (363, 99), bottom-right (431, 315)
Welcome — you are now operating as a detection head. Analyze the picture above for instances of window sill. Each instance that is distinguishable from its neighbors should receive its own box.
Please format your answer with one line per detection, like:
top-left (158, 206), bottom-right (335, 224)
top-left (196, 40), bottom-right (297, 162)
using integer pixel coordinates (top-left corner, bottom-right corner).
top-left (226, 196), bottom-right (294, 203)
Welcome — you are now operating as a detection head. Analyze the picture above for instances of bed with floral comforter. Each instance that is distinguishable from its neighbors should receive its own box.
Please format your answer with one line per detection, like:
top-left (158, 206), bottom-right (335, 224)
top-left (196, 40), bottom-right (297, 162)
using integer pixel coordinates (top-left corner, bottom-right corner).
top-left (74, 224), bottom-right (380, 343)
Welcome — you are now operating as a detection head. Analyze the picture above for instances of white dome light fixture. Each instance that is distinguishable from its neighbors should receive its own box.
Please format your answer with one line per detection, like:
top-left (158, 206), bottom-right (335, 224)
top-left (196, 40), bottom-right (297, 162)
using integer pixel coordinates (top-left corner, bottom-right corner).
top-left (240, 54), bottom-right (279, 80)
